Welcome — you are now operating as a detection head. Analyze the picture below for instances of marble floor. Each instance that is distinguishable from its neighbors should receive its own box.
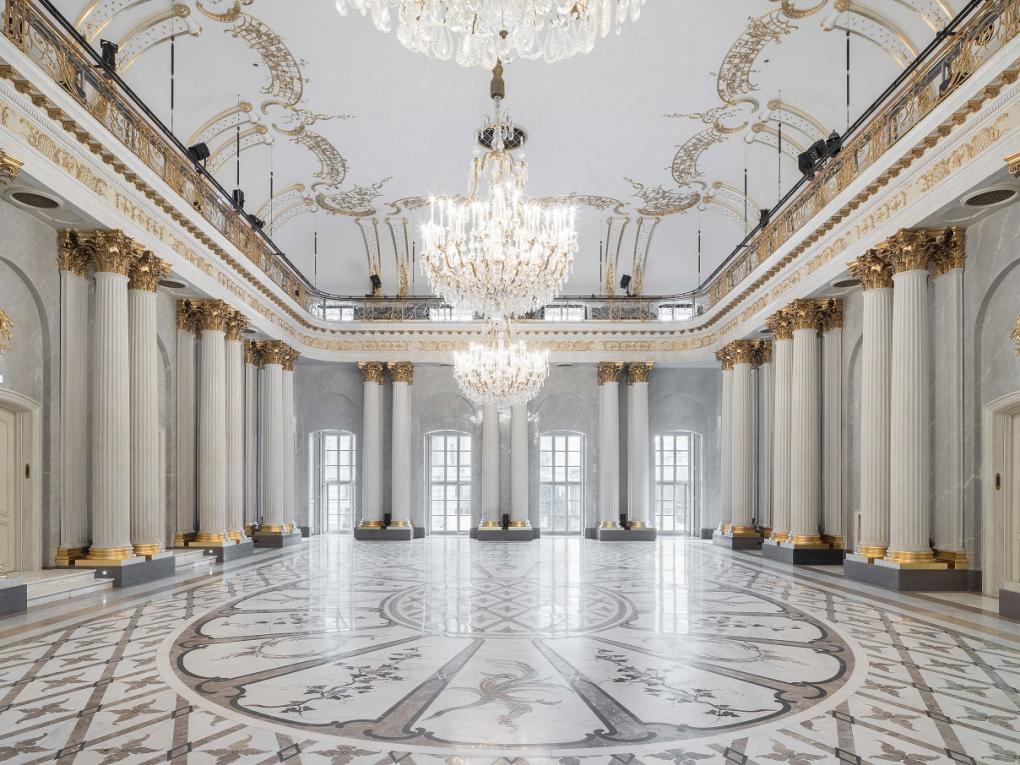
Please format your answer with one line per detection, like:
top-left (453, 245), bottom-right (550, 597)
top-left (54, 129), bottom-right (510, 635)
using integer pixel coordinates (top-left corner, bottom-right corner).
top-left (1, 538), bottom-right (1019, 764)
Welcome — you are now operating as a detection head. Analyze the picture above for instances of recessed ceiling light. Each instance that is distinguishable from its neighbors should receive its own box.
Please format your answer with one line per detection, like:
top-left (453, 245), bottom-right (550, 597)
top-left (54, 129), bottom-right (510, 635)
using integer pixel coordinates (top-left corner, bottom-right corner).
top-left (158, 279), bottom-right (186, 289)
top-left (831, 278), bottom-right (861, 289)
top-left (9, 189), bottom-right (61, 209)
top-left (962, 187), bottom-right (1016, 208)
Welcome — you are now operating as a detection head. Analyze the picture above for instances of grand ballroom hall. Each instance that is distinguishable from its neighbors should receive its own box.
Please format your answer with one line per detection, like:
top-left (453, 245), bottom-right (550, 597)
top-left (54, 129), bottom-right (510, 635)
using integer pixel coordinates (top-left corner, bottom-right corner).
top-left (2, 0), bottom-right (1020, 762)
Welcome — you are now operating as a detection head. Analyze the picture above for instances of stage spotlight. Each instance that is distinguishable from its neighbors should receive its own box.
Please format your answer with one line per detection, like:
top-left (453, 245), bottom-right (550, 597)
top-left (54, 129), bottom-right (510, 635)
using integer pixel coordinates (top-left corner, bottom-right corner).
top-left (186, 142), bottom-right (210, 163)
top-left (232, 188), bottom-right (245, 209)
top-left (370, 273), bottom-right (383, 292)
top-left (249, 215), bottom-right (265, 229)
top-left (619, 274), bottom-right (631, 291)
top-left (758, 209), bottom-right (771, 228)
top-left (99, 40), bottom-right (118, 72)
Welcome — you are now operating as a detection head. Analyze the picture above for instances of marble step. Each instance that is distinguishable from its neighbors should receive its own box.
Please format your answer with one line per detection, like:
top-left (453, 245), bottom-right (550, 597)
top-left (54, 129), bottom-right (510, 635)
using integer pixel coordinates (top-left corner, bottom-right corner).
top-left (22, 569), bottom-right (114, 607)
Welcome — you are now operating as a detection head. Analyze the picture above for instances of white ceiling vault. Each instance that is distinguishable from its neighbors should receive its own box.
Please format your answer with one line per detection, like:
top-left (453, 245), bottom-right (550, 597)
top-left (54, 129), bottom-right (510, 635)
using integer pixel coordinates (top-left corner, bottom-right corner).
top-left (58, 0), bottom-right (963, 297)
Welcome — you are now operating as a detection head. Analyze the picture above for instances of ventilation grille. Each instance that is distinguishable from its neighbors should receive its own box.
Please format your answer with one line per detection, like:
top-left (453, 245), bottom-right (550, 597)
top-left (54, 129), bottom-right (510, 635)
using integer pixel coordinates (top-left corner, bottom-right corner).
top-left (158, 279), bottom-right (185, 289)
top-left (832, 278), bottom-right (861, 289)
top-left (963, 188), bottom-right (1016, 207)
top-left (10, 190), bottom-right (60, 209)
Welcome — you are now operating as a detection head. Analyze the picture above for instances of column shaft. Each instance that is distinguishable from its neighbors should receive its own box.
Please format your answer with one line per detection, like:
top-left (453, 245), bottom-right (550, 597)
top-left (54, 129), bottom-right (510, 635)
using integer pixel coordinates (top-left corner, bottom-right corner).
top-left (729, 358), bottom-right (755, 534)
top-left (719, 365), bottom-right (733, 531)
top-left (626, 364), bottom-right (652, 528)
top-left (282, 368), bottom-right (296, 531)
top-left (771, 336), bottom-right (792, 541)
top-left (128, 287), bottom-right (162, 555)
top-left (822, 319), bottom-right (844, 547)
top-left (225, 337), bottom-right (245, 540)
top-left (480, 404), bottom-right (500, 527)
top-left (175, 323), bottom-right (196, 546)
top-left (510, 402), bottom-right (530, 527)
top-left (261, 362), bottom-right (286, 529)
top-left (243, 349), bottom-right (258, 533)
top-left (757, 355), bottom-right (773, 533)
top-left (358, 363), bottom-right (384, 527)
top-left (389, 363), bottom-right (413, 528)
top-left (597, 364), bottom-right (622, 528)
top-left (196, 327), bottom-right (228, 543)
top-left (789, 325), bottom-right (822, 544)
top-left (934, 266), bottom-right (966, 564)
top-left (57, 266), bottom-right (90, 564)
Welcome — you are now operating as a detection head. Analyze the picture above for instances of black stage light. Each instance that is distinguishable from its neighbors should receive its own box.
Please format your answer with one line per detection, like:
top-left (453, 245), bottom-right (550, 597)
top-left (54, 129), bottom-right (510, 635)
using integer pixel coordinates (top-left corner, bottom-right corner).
top-left (370, 273), bottom-right (383, 291)
top-left (187, 142), bottom-right (210, 163)
top-left (383, 512), bottom-right (392, 528)
top-left (798, 131), bottom-right (843, 177)
top-left (619, 274), bottom-right (631, 290)
top-left (501, 513), bottom-right (510, 530)
top-left (232, 188), bottom-right (245, 209)
top-left (758, 208), bottom-right (771, 228)
top-left (99, 39), bottom-right (118, 72)
top-left (250, 215), bottom-right (265, 229)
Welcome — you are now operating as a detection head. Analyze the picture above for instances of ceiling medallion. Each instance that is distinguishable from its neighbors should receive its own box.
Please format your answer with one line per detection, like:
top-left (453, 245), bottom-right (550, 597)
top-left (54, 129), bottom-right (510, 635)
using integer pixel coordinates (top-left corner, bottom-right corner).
top-left (335, 0), bottom-right (644, 67)
top-left (454, 322), bottom-right (548, 408)
top-left (420, 63), bottom-right (578, 320)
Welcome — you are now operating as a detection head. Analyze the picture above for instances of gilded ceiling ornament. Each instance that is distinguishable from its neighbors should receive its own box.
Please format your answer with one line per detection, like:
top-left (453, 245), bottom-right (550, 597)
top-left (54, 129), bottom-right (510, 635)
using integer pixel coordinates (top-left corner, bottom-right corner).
top-left (386, 196), bottom-right (431, 216)
top-left (772, 0), bottom-right (828, 20)
top-left (187, 102), bottom-right (255, 148)
top-left (765, 309), bottom-right (794, 341)
top-left (358, 361), bottom-right (386, 384)
top-left (194, 0), bottom-right (254, 24)
top-left (532, 194), bottom-right (628, 215)
top-left (671, 124), bottom-right (732, 187)
top-left (766, 99), bottom-right (828, 142)
top-left (221, 13), bottom-right (303, 110)
top-left (385, 218), bottom-right (412, 297)
top-left (664, 106), bottom-right (741, 126)
top-left (190, 299), bottom-right (233, 333)
top-left (625, 179), bottom-right (699, 217)
top-left (317, 180), bottom-right (390, 217)
top-left (128, 251), bottom-right (170, 292)
top-left (717, 10), bottom-right (796, 110)
top-left (626, 362), bottom-right (653, 384)
top-left (0, 148), bottom-right (23, 187)
top-left (847, 249), bottom-right (893, 290)
top-left (0, 309), bottom-right (13, 355)
top-left (824, 2), bottom-right (918, 68)
top-left (117, 6), bottom-right (199, 73)
top-left (596, 362), bottom-right (624, 385)
top-left (388, 362), bottom-right (414, 384)
top-left (272, 107), bottom-right (355, 133)
top-left (208, 124), bottom-right (270, 173)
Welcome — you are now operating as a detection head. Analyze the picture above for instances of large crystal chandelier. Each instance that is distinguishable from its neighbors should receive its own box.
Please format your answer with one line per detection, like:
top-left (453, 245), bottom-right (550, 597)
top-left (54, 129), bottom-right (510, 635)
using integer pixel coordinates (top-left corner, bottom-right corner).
top-left (334, 0), bottom-right (645, 67)
top-left (454, 322), bottom-right (548, 408)
top-left (419, 64), bottom-right (577, 319)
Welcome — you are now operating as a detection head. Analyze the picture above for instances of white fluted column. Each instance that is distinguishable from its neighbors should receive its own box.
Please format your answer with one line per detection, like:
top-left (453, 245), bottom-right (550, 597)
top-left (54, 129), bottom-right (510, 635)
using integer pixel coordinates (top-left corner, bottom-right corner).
top-left (128, 253), bottom-right (170, 557)
top-left (788, 300), bottom-right (823, 546)
top-left (717, 353), bottom-right (733, 532)
top-left (388, 362), bottom-right (413, 528)
top-left (886, 239), bottom-right (940, 566)
top-left (822, 301), bottom-right (844, 549)
top-left (626, 363), bottom-right (653, 529)
top-left (282, 354), bottom-right (298, 532)
top-left (81, 239), bottom-right (136, 563)
top-left (768, 313), bottom-right (793, 542)
top-left (244, 344), bottom-right (259, 534)
top-left (56, 236), bottom-right (90, 565)
top-left (194, 301), bottom-right (230, 545)
top-left (260, 345), bottom-right (286, 531)
top-left (597, 363), bottom-right (623, 529)
top-left (174, 303), bottom-right (197, 546)
top-left (728, 343), bottom-right (757, 535)
top-left (756, 344), bottom-right (774, 533)
top-left (933, 235), bottom-right (967, 566)
top-left (479, 404), bottom-right (500, 529)
top-left (847, 253), bottom-right (893, 558)
top-left (225, 317), bottom-right (247, 541)
top-left (510, 402), bottom-right (530, 528)
top-left (358, 362), bottom-right (384, 528)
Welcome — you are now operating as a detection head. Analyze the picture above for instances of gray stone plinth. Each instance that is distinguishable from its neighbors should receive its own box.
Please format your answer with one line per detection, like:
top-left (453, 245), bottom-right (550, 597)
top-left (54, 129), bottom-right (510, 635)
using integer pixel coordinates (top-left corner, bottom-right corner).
top-left (354, 527), bottom-right (414, 541)
top-left (0, 577), bottom-right (27, 616)
top-left (413, 526), bottom-right (426, 539)
top-left (476, 528), bottom-right (536, 541)
top-left (1001, 588), bottom-right (1020, 621)
top-left (762, 541), bottom-right (845, 566)
top-left (700, 528), bottom-right (715, 540)
top-left (597, 528), bottom-right (657, 541)
top-left (253, 531), bottom-right (304, 548)
top-left (844, 555), bottom-right (974, 591)
top-left (584, 528), bottom-right (598, 539)
top-left (713, 532), bottom-right (763, 550)
top-left (75, 554), bottom-right (175, 588)
top-left (191, 539), bottom-right (254, 563)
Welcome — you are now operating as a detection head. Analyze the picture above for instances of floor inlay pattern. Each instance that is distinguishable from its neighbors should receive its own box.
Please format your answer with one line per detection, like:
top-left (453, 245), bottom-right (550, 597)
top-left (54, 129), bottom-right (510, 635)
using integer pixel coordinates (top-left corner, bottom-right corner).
top-left (0, 537), bottom-right (1018, 764)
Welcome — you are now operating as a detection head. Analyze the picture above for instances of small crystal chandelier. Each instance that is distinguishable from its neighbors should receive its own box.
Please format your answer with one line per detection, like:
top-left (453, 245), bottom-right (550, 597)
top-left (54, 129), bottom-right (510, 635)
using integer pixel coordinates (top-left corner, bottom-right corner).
top-left (334, 0), bottom-right (645, 68)
top-left (454, 322), bottom-right (548, 408)
top-left (419, 63), bottom-right (577, 319)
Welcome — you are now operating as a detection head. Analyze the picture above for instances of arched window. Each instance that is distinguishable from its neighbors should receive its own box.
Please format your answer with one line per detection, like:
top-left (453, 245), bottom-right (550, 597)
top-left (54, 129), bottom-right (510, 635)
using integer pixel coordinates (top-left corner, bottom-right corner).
top-left (427, 430), bottom-right (472, 533)
top-left (311, 430), bottom-right (356, 533)
top-left (539, 431), bottom-right (585, 533)
top-left (654, 431), bottom-right (701, 534)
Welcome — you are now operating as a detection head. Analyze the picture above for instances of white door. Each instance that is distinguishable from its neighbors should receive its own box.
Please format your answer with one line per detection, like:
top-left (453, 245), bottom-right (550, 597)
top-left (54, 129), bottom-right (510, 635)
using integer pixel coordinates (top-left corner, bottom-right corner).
top-left (1008, 411), bottom-right (1020, 587)
top-left (0, 407), bottom-right (17, 573)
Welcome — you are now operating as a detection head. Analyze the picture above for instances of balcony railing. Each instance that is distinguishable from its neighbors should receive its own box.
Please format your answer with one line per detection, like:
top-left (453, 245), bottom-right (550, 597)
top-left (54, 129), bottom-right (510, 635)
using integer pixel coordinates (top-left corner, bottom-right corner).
top-left (3, 0), bottom-right (1016, 324)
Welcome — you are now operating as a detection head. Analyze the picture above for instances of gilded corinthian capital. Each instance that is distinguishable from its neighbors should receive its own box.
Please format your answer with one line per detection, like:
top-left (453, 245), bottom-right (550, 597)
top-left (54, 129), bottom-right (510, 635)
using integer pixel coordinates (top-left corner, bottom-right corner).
top-left (57, 230), bottom-right (91, 278)
top-left (251, 340), bottom-right (292, 367)
top-left (190, 299), bottom-right (233, 332)
top-left (76, 229), bottom-right (136, 275)
top-left (785, 298), bottom-right (825, 332)
top-left (358, 361), bottom-right (385, 384)
top-left (282, 347), bottom-right (301, 372)
top-left (715, 347), bottom-right (734, 371)
top-left (128, 251), bottom-right (170, 292)
top-left (765, 309), bottom-right (793, 340)
top-left (847, 249), bottom-right (893, 290)
top-left (819, 298), bottom-right (843, 331)
top-left (929, 226), bottom-right (966, 277)
top-left (0, 150), bottom-right (24, 188)
top-left (176, 299), bottom-right (199, 332)
top-left (224, 309), bottom-right (248, 341)
top-left (727, 340), bottom-right (759, 366)
top-left (626, 362), bottom-right (653, 384)
top-left (388, 362), bottom-right (414, 384)
top-left (596, 362), bottom-right (624, 385)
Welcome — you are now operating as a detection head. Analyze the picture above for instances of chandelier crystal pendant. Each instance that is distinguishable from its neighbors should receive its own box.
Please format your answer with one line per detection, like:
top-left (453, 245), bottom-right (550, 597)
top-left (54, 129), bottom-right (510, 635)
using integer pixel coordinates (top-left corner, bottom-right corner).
top-left (454, 321), bottom-right (548, 408)
top-left (334, 0), bottom-right (645, 67)
top-left (419, 63), bottom-right (578, 319)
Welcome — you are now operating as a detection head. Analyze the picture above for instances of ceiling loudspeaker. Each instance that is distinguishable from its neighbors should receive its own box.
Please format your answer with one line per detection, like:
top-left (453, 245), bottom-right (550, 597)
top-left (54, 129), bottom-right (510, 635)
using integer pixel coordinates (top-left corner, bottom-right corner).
top-left (187, 142), bottom-right (210, 163)
top-left (370, 273), bottom-right (383, 291)
top-left (619, 274), bottom-right (631, 290)
top-left (99, 39), bottom-right (118, 72)
top-left (8, 189), bottom-right (60, 210)
top-left (231, 188), bottom-right (245, 209)
top-left (249, 215), bottom-right (265, 229)
top-left (962, 187), bottom-right (1017, 208)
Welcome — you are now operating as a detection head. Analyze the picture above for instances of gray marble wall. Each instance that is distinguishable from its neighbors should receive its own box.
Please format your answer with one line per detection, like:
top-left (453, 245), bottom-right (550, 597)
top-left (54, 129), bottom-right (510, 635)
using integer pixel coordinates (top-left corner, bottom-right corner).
top-left (293, 361), bottom-right (722, 535)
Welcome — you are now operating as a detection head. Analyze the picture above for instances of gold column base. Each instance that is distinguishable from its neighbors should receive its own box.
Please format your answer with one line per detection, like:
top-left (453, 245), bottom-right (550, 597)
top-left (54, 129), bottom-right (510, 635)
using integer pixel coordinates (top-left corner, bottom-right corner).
top-left (758, 526), bottom-right (772, 538)
top-left (598, 520), bottom-right (619, 529)
top-left (226, 530), bottom-right (243, 542)
top-left (788, 534), bottom-right (829, 549)
top-left (479, 519), bottom-right (502, 529)
top-left (193, 531), bottom-right (226, 545)
top-left (934, 549), bottom-right (969, 569)
top-left (260, 523), bottom-right (286, 533)
top-left (855, 544), bottom-right (887, 561)
top-left (727, 524), bottom-right (759, 537)
top-left (357, 520), bottom-right (384, 529)
top-left (883, 549), bottom-right (949, 569)
top-left (132, 543), bottom-right (163, 559)
top-left (770, 531), bottom-right (789, 542)
top-left (79, 546), bottom-right (136, 562)
top-left (628, 521), bottom-right (651, 530)
top-left (720, 523), bottom-right (732, 534)
top-left (284, 522), bottom-right (295, 533)
top-left (244, 524), bottom-right (256, 537)
top-left (55, 546), bottom-right (88, 567)
top-left (173, 531), bottom-right (196, 548)
top-left (388, 519), bottom-right (412, 528)
top-left (508, 519), bottom-right (531, 528)
top-left (822, 534), bottom-right (845, 549)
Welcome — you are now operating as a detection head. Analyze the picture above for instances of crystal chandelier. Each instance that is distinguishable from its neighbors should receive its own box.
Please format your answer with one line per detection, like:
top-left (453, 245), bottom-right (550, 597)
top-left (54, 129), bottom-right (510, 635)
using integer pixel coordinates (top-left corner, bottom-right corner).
top-left (419, 64), bottom-right (577, 319)
top-left (334, 0), bottom-right (645, 67)
top-left (454, 322), bottom-right (548, 408)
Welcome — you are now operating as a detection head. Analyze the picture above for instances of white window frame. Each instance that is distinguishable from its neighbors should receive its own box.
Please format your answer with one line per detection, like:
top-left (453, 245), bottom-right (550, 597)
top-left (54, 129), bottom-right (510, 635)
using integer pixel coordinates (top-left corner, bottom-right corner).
top-left (311, 430), bottom-right (357, 533)
top-left (429, 305), bottom-right (474, 322)
top-left (654, 431), bottom-right (700, 534)
top-left (312, 300), bottom-right (356, 322)
top-left (544, 304), bottom-right (586, 321)
top-left (426, 431), bottom-right (473, 533)
top-left (539, 431), bottom-right (585, 534)
top-left (657, 301), bottom-right (695, 322)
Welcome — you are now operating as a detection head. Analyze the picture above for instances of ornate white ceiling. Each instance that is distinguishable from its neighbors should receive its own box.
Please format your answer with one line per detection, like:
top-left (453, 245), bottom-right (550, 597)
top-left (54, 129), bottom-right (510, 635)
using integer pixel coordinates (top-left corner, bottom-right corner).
top-left (58, 0), bottom-right (962, 297)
